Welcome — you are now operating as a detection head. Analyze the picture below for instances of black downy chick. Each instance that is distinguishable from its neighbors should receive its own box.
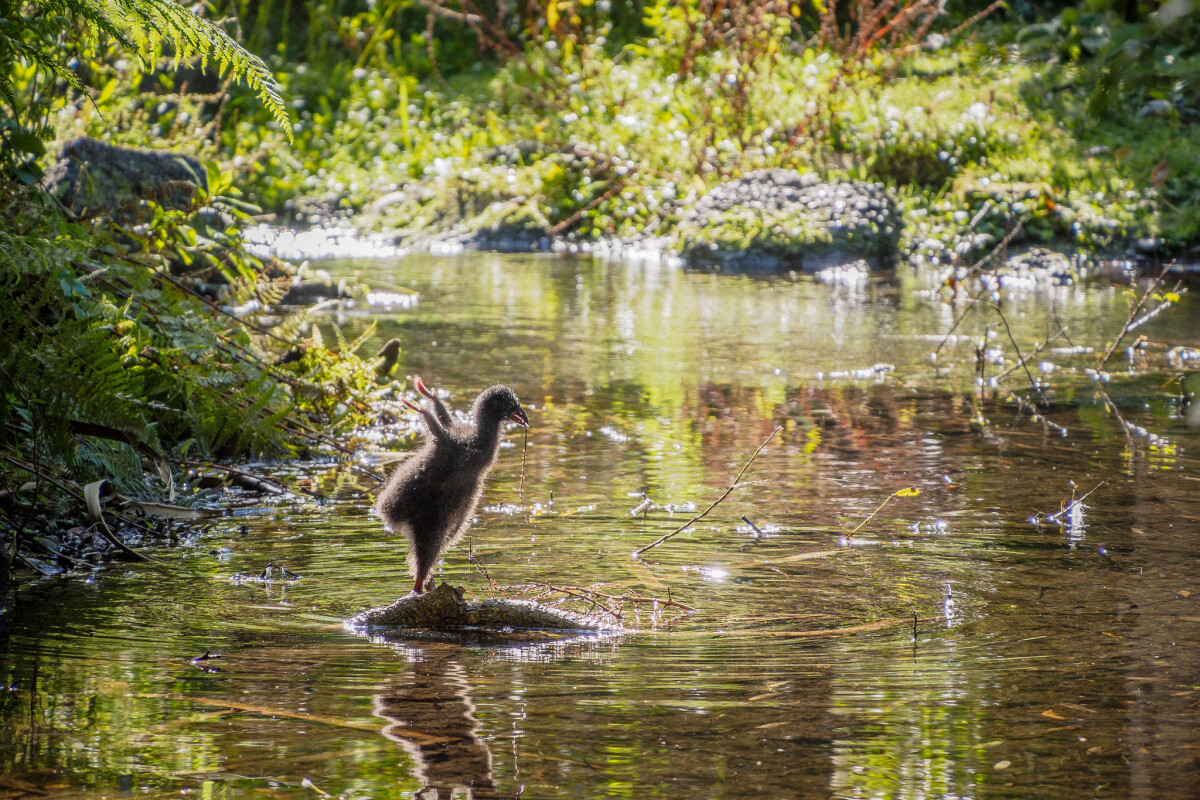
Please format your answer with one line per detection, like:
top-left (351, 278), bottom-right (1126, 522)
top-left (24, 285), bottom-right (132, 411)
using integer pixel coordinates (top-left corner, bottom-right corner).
top-left (375, 377), bottom-right (529, 594)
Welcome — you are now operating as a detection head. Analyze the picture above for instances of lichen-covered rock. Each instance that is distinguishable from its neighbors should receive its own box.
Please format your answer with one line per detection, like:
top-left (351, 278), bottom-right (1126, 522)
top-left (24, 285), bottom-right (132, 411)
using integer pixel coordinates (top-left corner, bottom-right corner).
top-left (44, 137), bottom-right (207, 220)
top-left (349, 582), bottom-right (615, 634)
top-left (672, 169), bottom-right (902, 270)
top-left (364, 170), bottom-right (552, 251)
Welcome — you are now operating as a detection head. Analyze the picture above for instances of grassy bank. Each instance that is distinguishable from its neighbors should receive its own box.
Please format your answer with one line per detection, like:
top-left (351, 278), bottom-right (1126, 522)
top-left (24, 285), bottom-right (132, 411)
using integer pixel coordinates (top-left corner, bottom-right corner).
top-left (53, 6), bottom-right (1200, 258)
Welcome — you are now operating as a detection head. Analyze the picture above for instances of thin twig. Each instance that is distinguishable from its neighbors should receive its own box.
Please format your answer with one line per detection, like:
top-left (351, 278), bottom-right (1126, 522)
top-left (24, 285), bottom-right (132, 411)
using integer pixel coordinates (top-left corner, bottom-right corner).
top-left (1099, 262), bottom-right (1175, 370)
top-left (1094, 384), bottom-right (1135, 447)
top-left (633, 426), bottom-right (782, 556)
top-left (1045, 480), bottom-right (1105, 524)
top-left (945, 0), bottom-right (1007, 38)
top-left (1007, 391), bottom-right (1068, 437)
top-left (932, 217), bottom-right (1027, 358)
top-left (586, 586), bottom-right (697, 613)
top-left (527, 582), bottom-right (622, 619)
top-left (518, 426), bottom-right (528, 507)
top-left (353, 464), bottom-right (387, 484)
top-left (985, 302), bottom-right (1046, 404)
top-left (850, 486), bottom-right (919, 534)
top-left (992, 328), bottom-right (1067, 382)
top-left (549, 180), bottom-right (627, 236)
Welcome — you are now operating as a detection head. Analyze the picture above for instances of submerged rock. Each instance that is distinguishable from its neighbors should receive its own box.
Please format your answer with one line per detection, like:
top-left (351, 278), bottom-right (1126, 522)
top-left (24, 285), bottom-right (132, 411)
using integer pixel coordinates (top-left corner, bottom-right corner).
top-left (44, 137), bottom-right (207, 220)
top-left (672, 169), bottom-right (902, 270)
top-left (350, 582), bottom-right (616, 638)
top-left (458, 221), bottom-right (551, 252)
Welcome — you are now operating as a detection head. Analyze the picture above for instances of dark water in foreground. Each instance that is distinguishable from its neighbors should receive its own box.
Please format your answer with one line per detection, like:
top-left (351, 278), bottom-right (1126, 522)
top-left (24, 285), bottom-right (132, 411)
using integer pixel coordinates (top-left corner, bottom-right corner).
top-left (3, 254), bottom-right (1200, 799)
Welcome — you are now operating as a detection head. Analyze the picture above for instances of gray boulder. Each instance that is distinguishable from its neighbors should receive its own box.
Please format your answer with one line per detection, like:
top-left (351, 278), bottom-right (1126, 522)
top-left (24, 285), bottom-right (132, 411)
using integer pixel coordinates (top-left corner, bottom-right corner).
top-left (673, 169), bottom-right (903, 270)
top-left (44, 137), bottom-right (207, 220)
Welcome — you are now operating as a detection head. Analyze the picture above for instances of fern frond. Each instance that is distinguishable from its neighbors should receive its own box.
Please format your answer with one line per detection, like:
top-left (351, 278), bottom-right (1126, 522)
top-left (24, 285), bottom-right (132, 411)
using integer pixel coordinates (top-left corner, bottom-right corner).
top-left (6, 0), bottom-right (291, 140)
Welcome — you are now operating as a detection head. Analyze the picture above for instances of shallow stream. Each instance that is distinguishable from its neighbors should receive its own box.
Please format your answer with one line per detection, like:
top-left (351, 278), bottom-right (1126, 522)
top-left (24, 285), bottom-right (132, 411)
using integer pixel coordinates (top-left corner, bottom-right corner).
top-left (2, 253), bottom-right (1199, 798)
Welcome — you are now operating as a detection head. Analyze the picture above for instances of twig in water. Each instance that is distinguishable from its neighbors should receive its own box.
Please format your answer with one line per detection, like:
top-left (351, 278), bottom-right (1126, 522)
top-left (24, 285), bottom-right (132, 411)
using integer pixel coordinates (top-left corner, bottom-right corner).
top-left (582, 584), bottom-right (697, 614)
top-left (932, 217), bottom-right (1028, 359)
top-left (629, 495), bottom-right (653, 516)
top-left (992, 328), bottom-right (1068, 383)
top-left (741, 515), bottom-right (766, 538)
top-left (1007, 391), bottom-right (1069, 437)
top-left (1044, 480), bottom-right (1105, 525)
top-left (467, 533), bottom-right (500, 597)
top-left (182, 460), bottom-right (326, 502)
top-left (985, 302), bottom-right (1046, 404)
top-left (633, 426), bottom-right (782, 556)
top-left (1099, 263), bottom-right (1180, 370)
top-left (1093, 384), bottom-right (1135, 447)
top-left (850, 486), bottom-right (921, 535)
top-left (353, 464), bottom-right (387, 485)
top-left (516, 581), bottom-right (696, 617)
top-left (525, 582), bottom-right (623, 620)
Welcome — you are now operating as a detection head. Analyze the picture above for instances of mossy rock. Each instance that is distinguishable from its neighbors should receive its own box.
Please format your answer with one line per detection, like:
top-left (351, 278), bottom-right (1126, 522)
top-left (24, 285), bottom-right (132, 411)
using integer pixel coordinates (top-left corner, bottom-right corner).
top-left (349, 582), bottom-right (617, 643)
top-left (44, 137), bottom-right (207, 221)
top-left (672, 169), bottom-right (903, 270)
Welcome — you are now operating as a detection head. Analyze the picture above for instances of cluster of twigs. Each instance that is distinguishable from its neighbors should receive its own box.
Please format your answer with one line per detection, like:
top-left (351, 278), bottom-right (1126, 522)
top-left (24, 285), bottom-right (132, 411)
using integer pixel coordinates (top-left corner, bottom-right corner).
top-left (500, 581), bottom-right (696, 622)
top-left (818, 0), bottom-right (945, 61)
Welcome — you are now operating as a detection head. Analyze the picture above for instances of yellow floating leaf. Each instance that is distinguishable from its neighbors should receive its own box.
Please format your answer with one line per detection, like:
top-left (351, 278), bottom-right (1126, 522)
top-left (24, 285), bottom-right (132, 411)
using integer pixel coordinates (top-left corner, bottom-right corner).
top-left (896, 487), bottom-right (921, 497)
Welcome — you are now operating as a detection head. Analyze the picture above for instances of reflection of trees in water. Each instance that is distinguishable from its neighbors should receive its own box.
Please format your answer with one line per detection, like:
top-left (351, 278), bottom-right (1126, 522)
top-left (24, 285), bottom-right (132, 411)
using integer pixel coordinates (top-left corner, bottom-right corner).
top-left (374, 653), bottom-right (511, 800)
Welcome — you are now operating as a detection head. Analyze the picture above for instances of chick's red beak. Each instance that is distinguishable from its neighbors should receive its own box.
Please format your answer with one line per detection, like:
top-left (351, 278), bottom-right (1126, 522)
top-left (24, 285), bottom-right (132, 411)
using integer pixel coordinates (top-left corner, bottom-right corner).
top-left (510, 407), bottom-right (529, 427)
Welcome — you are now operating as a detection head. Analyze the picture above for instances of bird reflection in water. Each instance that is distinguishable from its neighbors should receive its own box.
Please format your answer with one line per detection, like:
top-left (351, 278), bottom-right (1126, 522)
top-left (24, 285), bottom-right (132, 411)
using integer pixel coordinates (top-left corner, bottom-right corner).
top-left (374, 653), bottom-right (513, 799)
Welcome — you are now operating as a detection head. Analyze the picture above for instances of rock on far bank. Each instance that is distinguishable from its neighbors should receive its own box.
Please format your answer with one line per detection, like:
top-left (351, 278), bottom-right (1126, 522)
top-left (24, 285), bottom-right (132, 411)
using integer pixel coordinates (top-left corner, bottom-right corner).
top-left (44, 137), bottom-right (207, 221)
top-left (672, 169), bottom-right (903, 270)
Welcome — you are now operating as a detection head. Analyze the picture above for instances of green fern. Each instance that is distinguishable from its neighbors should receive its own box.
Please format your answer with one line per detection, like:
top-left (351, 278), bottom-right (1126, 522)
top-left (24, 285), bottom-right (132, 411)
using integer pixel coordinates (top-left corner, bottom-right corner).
top-left (0, 0), bottom-right (291, 175)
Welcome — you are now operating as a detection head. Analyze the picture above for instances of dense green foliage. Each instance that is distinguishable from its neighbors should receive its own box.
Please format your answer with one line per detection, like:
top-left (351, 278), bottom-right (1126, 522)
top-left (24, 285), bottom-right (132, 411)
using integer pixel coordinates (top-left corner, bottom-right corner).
top-left (0, 180), bottom-right (379, 493)
top-left (52, 0), bottom-right (1192, 248)
top-left (0, 0), bottom-right (371, 583)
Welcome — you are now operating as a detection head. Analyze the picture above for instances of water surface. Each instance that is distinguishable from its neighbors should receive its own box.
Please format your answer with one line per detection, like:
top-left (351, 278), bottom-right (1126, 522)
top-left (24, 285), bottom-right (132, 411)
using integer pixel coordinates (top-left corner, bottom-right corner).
top-left (3, 253), bottom-right (1199, 798)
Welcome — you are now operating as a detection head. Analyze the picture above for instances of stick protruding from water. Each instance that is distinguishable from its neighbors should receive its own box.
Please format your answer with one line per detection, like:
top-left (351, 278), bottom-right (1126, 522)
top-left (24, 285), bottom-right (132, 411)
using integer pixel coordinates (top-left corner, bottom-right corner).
top-left (633, 426), bottom-right (782, 557)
